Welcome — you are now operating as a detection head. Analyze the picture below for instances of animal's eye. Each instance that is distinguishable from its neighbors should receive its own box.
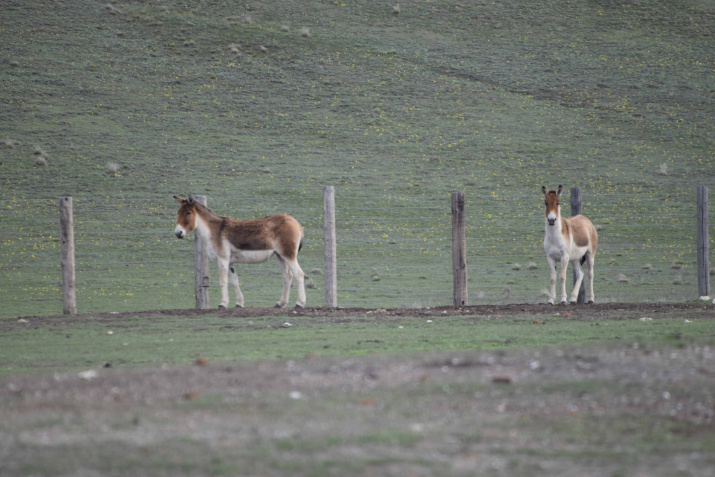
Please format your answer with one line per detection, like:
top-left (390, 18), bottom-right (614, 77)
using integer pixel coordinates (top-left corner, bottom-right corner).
top-left (186, 211), bottom-right (192, 215)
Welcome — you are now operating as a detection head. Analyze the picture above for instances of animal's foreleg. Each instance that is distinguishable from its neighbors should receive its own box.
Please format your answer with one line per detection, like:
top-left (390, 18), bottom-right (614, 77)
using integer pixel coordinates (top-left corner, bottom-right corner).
top-left (275, 258), bottom-right (291, 308)
top-left (229, 267), bottom-right (244, 307)
top-left (570, 259), bottom-right (584, 303)
top-left (547, 257), bottom-right (557, 305)
top-left (218, 260), bottom-right (230, 309)
top-left (559, 259), bottom-right (569, 305)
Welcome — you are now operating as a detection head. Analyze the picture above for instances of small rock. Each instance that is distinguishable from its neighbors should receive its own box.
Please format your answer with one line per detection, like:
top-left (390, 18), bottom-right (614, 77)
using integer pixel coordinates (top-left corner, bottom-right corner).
top-left (639, 317), bottom-right (653, 322)
top-left (106, 330), bottom-right (114, 335)
top-left (282, 322), bottom-right (293, 328)
top-left (289, 391), bottom-right (302, 399)
top-left (492, 376), bottom-right (512, 384)
top-left (78, 370), bottom-right (98, 381)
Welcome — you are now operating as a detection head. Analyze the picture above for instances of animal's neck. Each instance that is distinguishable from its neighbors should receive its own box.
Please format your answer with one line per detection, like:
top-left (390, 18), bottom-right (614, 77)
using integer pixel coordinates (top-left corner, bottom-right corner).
top-left (193, 211), bottom-right (214, 243)
top-left (545, 209), bottom-right (565, 240)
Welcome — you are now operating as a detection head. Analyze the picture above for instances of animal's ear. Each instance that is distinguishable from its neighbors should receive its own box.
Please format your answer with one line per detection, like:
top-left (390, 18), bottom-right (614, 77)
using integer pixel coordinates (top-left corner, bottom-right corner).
top-left (556, 185), bottom-right (563, 196)
top-left (187, 194), bottom-right (195, 205)
top-left (541, 186), bottom-right (547, 196)
top-left (173, 195), bottom-right (185, 204)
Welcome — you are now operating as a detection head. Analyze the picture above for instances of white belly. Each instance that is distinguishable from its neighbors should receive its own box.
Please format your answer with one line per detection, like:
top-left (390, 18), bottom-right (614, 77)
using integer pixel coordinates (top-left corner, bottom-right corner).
top-left (231, 249), bottom-right (274, 264)
top-left (544, 239), bottom-right (588, 263)
top-left (569, 244), bottom-right (589, 262)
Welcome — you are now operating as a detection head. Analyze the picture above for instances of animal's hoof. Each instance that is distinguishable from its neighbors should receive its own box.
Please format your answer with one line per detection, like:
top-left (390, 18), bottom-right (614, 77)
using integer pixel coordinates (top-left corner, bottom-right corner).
top-left (560, 301), bottom-right (568, 305)
top-left (587, 300), bottom-right (595, 305)
top-left (547, 301), bottom-right (554, 305)
top-left (294, 304), bottom-right (304, 309)
top-left (218, 305), bottom-right (226, 310)
top-left (235, 304), bottom-right (244, 308)
top-left (274, 304), bottom-right (283, 308)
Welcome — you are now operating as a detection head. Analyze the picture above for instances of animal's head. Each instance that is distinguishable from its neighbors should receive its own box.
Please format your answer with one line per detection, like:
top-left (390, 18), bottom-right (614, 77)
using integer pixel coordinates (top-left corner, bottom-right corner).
top-left (541, 185), bottom-right (563, 226)
top-left (173, 195), bottom-right (198, 239)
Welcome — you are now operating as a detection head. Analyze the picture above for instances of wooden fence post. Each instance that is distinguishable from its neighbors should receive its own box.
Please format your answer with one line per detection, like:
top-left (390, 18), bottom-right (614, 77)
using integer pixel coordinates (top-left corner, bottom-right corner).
top-left (193, 195), bottom-right (210, 309)
top-left (323, 186), bottom-right (338, 307)
top-left (59, 197), bottom-right (77, 315)
top-left (452, 192), bottom-right (468, 306)
top-left (697, 186), bottom-right (710, 297)
top-left (570, 187), bottom-right (586, 303)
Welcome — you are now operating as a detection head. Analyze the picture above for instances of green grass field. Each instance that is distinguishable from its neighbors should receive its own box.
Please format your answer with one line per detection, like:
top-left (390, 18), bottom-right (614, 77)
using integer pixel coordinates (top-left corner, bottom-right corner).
top-left (0, 305), bottom-right (713, 376)
top-left (1, 0), bottom-right (713, 316)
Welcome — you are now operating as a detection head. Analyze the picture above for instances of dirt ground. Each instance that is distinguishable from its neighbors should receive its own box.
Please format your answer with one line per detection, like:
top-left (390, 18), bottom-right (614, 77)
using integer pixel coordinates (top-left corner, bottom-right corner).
top-left (11, 301), bottom-right (713, 324)
top-left (1, 303), bottom-right (714, 476)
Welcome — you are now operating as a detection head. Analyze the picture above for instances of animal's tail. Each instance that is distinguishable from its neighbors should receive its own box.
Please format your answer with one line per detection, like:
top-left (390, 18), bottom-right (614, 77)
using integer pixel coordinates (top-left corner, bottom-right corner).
top-left (580, 255), bottom-right (587, 266)
top-left (299, 236), bottom-right (304, 252)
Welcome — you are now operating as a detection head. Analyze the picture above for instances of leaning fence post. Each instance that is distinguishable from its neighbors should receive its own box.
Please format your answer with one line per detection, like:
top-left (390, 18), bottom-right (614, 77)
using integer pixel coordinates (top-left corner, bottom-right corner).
top-left (193, 195), bottom-right (210, 309)
top-left (697, 186), bottom-right (710, 297)
top-left (323, 186), bottom-right (338, 307)
top-left (59, 197), bottom-right (77, 315)
top-left (570, 187), bottom-right (586, 303)
top-left (451, 192), bottom-right (468, 306)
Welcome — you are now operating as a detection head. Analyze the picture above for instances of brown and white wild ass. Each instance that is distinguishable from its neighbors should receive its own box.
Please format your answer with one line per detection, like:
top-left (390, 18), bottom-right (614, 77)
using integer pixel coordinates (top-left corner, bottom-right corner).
top-left (173, 195), bottom-right (306, 309)
top-left (542, 186), bottom-right (598, 305)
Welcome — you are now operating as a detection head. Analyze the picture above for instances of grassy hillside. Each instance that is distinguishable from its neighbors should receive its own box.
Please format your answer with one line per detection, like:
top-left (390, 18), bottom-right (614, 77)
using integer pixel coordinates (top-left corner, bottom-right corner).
top-left (1, 0), bottom-right (713, 315)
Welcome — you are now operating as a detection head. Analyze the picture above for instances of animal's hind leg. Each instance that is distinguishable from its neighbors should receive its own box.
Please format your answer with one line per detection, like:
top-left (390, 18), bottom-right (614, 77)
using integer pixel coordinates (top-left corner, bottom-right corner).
top-left (586, 254), bottom-right (595, 304)
top-left (229, 267), bottom-right (244, 307)
top-left (275, 257), bottom-right (292, 308)
top-left (288, 259), bottom-right (306, 308)
top-left (275, 256), bottom-right (305, 308)
top-left (570, 259), bottom-right (585, 304)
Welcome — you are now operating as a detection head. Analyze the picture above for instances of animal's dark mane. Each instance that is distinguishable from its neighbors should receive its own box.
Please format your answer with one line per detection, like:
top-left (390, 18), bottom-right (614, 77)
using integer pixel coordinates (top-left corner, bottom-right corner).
top-left (193, 201), bottom-right (231, 221)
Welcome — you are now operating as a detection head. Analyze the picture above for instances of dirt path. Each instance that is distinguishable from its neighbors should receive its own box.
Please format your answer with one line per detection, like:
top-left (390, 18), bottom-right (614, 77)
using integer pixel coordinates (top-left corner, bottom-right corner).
top-left (9, 301), bottom-right (714, 324)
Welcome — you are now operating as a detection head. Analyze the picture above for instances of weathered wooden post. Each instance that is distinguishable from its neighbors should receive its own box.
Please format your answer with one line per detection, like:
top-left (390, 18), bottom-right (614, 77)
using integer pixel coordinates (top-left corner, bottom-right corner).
top-left (451, 192), bottom-right (468, 306)
top-left (59, 197), bottom-right (77, 315)
top-left (193, 195), bottom-right (210, 309)
top-left (570, 187), bottom-right (586, 303)
top-left (697, 186), bottom-right (710, 297)
top-left (323, 186), bottom-right (338, 308)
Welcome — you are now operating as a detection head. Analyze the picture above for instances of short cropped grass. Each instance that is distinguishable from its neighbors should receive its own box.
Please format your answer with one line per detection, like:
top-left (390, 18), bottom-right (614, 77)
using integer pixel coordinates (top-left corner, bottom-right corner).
top-left (1, 310), bottom-right (712, 375)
